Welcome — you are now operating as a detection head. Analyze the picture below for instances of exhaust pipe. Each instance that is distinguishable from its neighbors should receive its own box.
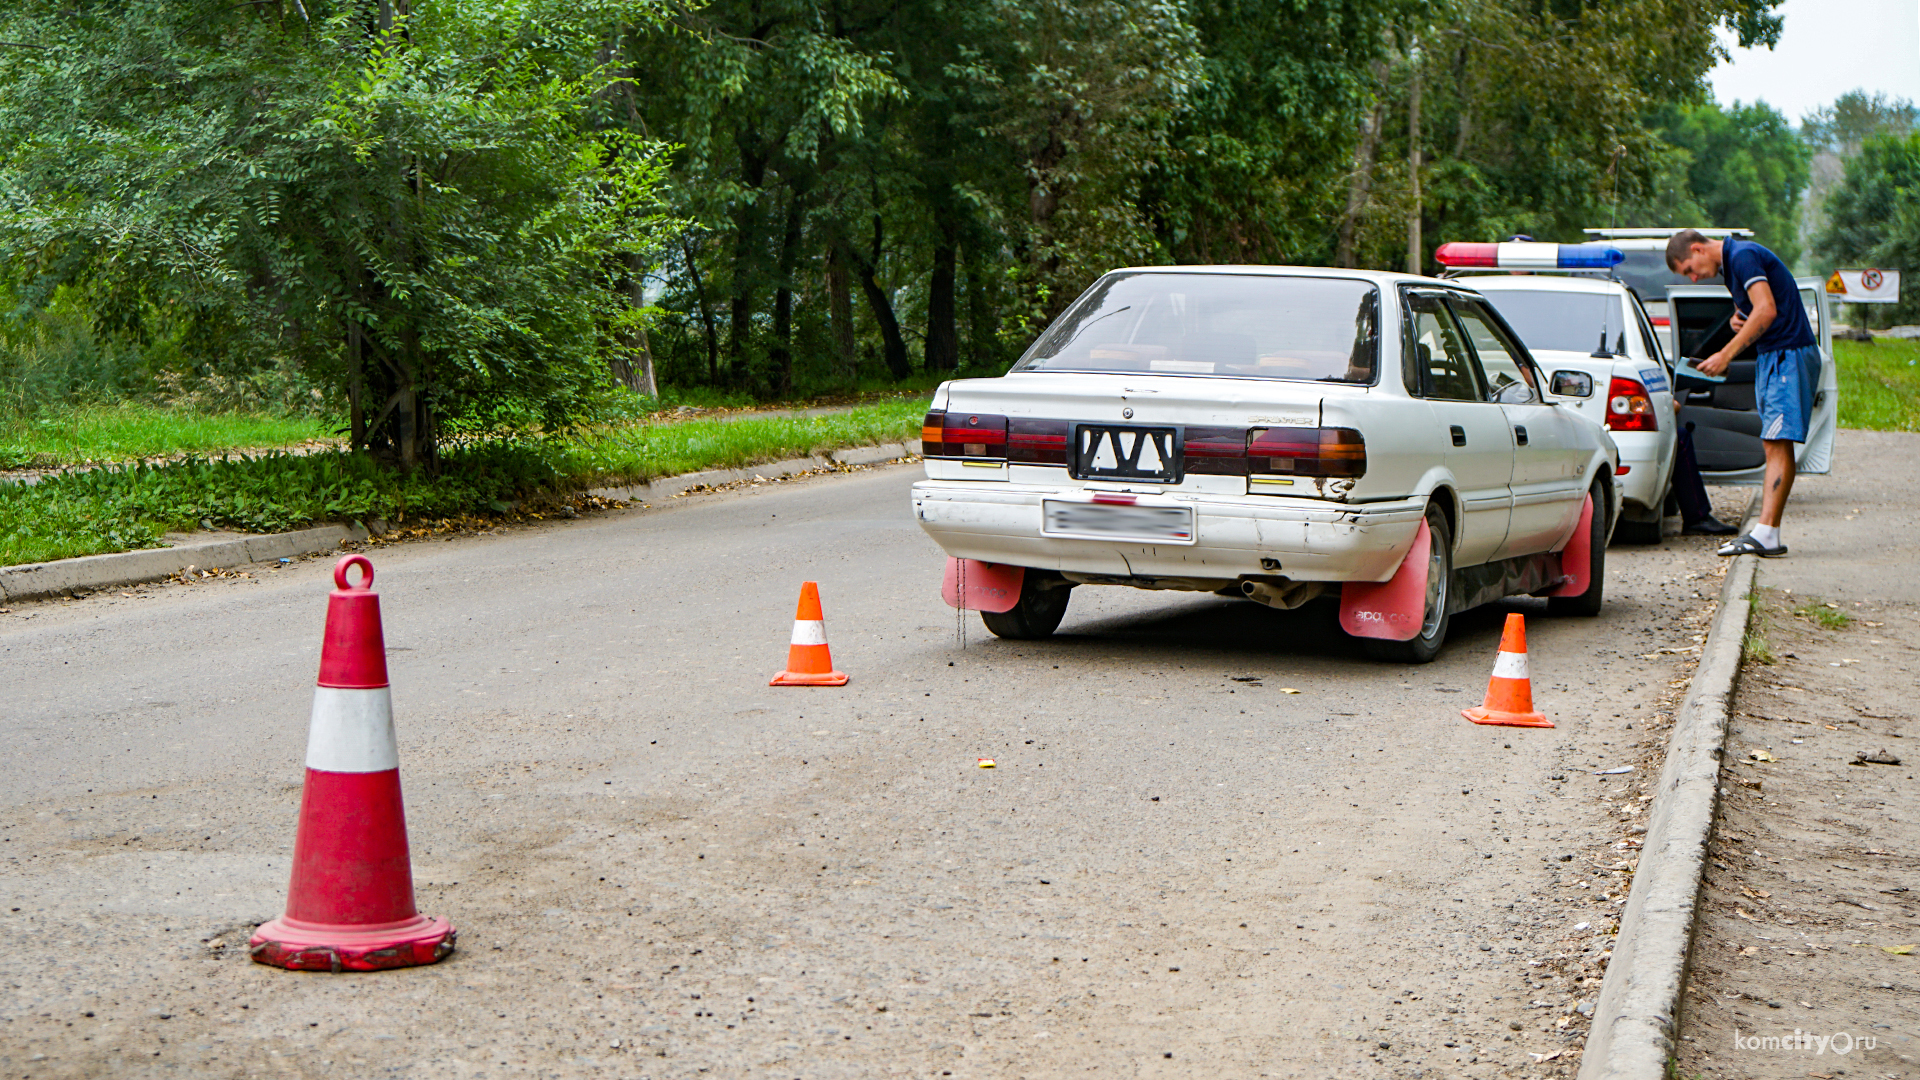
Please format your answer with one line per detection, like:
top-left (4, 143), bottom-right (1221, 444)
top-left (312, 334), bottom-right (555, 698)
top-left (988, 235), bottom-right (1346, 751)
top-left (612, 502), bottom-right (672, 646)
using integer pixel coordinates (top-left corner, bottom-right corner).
top-left (1240, 579), bottom-right (1325, 610)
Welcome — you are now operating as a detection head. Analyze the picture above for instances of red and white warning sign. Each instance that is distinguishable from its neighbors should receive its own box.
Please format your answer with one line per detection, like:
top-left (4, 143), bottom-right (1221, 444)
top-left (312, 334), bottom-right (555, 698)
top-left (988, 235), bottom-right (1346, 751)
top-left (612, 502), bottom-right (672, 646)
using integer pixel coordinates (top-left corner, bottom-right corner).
top-left (1825, 268), bottom-right (1902, 303)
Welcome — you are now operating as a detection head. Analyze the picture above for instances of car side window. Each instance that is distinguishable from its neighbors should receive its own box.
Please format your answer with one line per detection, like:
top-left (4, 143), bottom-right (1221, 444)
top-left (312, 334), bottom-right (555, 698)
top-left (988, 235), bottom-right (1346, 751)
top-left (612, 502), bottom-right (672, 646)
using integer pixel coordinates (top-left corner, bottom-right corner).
top-left (1451, 299), bottom-right (1539, 400)
top-left (1405, 292), bottom-right (1484, 401)
top-left (1630, 294), bottom-right (1667, 368)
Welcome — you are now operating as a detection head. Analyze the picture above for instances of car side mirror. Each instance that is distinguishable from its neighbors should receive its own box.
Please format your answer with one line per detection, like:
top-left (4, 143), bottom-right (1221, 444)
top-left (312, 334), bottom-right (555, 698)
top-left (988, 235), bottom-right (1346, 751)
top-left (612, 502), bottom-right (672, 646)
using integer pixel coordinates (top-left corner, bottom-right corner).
top-left (1494, 380), bottom-right (1539, 405)
top-left (1550, 370), bottom-right (1594, 398)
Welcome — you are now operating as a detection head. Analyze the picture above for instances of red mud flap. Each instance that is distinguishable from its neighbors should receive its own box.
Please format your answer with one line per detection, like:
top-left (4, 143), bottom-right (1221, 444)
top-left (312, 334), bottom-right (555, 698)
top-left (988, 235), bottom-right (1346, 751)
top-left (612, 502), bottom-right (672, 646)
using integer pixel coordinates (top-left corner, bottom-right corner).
top-left (250, 915), bottom-right (455, 972)
top-left (1338, 519), bottom-right (1430, 642)
top-left (1545, 494), bottom-right (1594, 597)
top-left (942, 558), bottom-right (1023, 613)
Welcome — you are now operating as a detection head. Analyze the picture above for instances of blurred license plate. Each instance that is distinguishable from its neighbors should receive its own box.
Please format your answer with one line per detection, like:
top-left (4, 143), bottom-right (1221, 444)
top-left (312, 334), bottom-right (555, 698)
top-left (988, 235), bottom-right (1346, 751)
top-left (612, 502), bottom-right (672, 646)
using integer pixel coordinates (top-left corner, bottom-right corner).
top-left (1043, 500), bottom-right (1194, 543)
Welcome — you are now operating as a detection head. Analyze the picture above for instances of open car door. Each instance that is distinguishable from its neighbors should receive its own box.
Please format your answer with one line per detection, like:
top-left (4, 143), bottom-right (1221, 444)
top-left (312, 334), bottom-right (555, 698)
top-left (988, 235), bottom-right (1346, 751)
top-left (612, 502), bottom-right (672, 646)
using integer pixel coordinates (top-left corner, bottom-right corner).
top-left (1666, 279), bottom-right (1838, 482)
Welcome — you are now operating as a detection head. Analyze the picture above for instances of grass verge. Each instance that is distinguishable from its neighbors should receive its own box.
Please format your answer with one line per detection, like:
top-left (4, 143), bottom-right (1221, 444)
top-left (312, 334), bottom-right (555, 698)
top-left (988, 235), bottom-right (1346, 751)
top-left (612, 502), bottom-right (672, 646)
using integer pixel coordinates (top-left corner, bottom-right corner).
top-left (0, 403), bottom-right (336, 468)
top-left (0, 398), bottom-right (927, 567)
top-left (1835, 338), bottom-right (1920, 432)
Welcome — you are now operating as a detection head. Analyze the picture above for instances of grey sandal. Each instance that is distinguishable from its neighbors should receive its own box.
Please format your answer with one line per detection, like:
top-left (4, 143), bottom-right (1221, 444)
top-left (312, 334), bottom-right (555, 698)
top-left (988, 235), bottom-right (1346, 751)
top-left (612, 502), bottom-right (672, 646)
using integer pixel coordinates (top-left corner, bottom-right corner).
top-left (1717, 534), bottom-right (1787, 558)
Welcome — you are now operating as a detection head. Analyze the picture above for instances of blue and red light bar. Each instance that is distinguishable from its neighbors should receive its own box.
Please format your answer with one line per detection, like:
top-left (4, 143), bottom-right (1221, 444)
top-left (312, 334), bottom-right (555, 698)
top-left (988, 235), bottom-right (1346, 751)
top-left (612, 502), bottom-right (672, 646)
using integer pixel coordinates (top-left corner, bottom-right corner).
top-left (1433, 242), bottom-right (1624, 270)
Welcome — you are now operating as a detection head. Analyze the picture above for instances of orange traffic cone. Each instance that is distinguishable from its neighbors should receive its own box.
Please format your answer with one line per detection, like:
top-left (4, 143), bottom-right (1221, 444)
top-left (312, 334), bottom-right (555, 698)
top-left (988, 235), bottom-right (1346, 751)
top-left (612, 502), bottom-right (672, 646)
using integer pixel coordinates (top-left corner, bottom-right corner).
top-left (1463, 613), bottom-right (1553, 728)
top-left (770, 581), bottom-right (848, 686)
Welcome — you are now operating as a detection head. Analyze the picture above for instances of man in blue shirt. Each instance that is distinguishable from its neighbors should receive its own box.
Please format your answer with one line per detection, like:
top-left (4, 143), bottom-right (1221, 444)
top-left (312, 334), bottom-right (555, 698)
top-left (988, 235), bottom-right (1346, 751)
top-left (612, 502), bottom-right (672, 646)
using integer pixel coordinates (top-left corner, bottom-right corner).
top-left (1666, 229), bottom-right (1821, 558)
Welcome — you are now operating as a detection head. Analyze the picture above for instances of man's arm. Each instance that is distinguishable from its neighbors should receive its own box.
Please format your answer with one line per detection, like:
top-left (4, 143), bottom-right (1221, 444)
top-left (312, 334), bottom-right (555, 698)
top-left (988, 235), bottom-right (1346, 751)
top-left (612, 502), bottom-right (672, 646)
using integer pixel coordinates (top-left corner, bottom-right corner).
top-left (1699, 279), bottom-right (1775, 375)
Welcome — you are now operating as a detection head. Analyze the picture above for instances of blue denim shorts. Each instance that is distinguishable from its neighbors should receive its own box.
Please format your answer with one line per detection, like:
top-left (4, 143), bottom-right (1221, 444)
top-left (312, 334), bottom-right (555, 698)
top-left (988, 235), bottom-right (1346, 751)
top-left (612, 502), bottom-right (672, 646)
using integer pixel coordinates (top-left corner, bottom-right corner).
top-left (1757, 343), bottom-right (1821, 443)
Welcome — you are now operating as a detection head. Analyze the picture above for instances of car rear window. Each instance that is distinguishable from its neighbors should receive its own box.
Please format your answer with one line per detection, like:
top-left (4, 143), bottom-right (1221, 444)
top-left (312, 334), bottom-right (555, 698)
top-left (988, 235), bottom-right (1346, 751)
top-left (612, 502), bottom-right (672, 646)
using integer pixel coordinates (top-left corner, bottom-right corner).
top-left (1477, 288), bottom-right (1625, 356)
top-left (1611, 250), bottom-right (1692, 305)
top-left (1012, 273), bottom-right (1379, 383)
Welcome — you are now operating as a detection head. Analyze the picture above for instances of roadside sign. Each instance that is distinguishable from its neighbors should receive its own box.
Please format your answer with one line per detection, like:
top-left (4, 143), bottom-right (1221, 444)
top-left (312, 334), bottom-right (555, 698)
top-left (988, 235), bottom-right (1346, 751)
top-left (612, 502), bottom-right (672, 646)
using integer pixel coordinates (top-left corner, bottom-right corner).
top-left (1824, 268), bottom-right (1902, 303)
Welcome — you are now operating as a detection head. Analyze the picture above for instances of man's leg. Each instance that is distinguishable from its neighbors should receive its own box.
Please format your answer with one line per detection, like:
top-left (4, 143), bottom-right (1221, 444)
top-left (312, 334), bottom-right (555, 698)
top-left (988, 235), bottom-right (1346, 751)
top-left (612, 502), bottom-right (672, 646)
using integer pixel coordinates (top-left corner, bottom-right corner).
top-left (1758, 438), bottom-right (1796, 528)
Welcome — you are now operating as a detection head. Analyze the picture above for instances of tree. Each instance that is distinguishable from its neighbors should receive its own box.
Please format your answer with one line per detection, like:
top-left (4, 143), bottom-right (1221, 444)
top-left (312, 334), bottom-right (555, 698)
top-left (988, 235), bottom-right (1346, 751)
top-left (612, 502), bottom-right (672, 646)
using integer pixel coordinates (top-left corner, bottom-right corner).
top-left (1816, 132), bottom-right (1920, 323)
top-left (0, 0), bottom-right (672, 469)
top-left (1802, 91), bottom-right (1918, 158)
top-left (1650, 98), bottom-right (1809, 264)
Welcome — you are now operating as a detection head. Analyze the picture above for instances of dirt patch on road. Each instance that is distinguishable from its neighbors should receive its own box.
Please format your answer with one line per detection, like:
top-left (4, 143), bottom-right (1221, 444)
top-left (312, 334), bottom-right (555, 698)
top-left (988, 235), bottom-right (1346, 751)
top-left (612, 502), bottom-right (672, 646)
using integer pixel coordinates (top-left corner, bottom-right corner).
top-left (1675, 588), bottom-right (1920, 1077)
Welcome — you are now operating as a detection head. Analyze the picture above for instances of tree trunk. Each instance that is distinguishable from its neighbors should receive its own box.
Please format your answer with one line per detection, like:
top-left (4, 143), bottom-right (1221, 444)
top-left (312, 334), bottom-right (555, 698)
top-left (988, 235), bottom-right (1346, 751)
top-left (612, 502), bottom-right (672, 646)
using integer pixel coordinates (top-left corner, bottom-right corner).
top-left (1336, 69), bottom-right (1387, 269)
top-left (963, 247), bottom-right (998, 370)
top-left (682, 236), bottom-right (720, 385)
top-left (770, 183), bottom-right (807, 397)
top-left (728, 133), bottom-right (769, 389)
top-left (1405, 39), bottom-right (1424, 277)
top-left (610, 253), bottom-right (657, 397)
top-left (347, 321), bottom-right (366, 451)
top-left (841, 236), bottom-right (911, 381)
top-left (826, 243), bottom-right (855, 382)
top-left (924, 203), bottom-right (959, 373)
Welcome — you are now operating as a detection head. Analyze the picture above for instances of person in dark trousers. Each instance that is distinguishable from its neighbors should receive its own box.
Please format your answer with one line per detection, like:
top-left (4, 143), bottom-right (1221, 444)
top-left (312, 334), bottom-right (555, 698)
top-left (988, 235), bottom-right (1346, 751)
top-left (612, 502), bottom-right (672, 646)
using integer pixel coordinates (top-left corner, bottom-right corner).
top-left (1670, 424), bottom-right (1736, 534)
top-left (1667, 229), bottom-right (1820, 557)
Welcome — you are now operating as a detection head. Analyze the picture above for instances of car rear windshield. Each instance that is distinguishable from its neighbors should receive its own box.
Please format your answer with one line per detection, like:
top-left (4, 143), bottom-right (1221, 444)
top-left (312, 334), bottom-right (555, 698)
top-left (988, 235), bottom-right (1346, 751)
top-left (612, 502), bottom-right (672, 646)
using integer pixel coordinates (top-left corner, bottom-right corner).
top-left (1011, 273), bottom-right (1379, 383)
top-left (1477, 288), bottom-right (1624, 356)
top-left (1611, 250), bottom-right (1691, 305)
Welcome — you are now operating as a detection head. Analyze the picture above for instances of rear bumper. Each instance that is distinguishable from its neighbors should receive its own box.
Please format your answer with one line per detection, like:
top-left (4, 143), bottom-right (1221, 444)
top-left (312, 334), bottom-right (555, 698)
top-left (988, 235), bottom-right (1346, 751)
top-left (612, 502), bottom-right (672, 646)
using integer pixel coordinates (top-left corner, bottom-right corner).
top-left (911, 481), bottom-right (1428, 584)
top-left (1612, 432), bottom-right (1673, 514)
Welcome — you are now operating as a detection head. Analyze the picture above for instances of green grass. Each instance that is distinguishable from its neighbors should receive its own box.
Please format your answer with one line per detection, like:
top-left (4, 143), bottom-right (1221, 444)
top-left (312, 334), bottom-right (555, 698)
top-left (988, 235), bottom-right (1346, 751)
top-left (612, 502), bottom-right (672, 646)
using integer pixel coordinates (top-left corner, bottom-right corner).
top-left (1792, 598), bottom-right (1853, 630)
top-left (0, 403), bottom-right (336, 467)
top-left (1835, 338), bottom-right (1920, 432)
top-left (559, 398), bottom-right (926, 482)
top-left (0, 397), bottom-right (930, 567)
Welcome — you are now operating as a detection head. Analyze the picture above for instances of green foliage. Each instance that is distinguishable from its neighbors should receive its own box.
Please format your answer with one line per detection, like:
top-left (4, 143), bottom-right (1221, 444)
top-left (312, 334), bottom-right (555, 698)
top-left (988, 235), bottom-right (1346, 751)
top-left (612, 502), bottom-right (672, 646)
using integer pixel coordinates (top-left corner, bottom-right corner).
top-left (1802, 91), bottom-right (1917, 157)
top-left (1817, 133), bottom-right (1920, 323)
top-left (1650, 99), bottom-right (1809, 264)
top-left (1834, 338), bottom-right (1920, 432)
top-left (0, 0), bottom-right (676, 466)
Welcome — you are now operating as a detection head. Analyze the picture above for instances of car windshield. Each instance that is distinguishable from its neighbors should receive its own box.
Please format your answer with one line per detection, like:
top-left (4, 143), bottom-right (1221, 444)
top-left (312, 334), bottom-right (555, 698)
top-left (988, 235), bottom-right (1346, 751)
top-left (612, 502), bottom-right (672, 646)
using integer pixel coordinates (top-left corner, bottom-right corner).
top-left (1012, 273), bottom-right (1379, 383)
top-left (1477, 288), bottom-right (1625, 356)
top-left (1611, 250), bottom-right (1691, 305)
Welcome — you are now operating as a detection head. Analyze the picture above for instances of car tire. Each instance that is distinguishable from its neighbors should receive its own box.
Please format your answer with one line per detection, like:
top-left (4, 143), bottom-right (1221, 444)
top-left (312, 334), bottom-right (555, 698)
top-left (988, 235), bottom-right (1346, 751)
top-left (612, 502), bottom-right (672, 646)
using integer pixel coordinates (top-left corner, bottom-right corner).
top-left (980, 572), bottom-right (1073, 640)
top-left (1548, 482), bottom-right (1608, 617)
top-left (1613, 515), bottom-right (1661, 545)
top-left (1362, 504), bottom-right (1453, 664)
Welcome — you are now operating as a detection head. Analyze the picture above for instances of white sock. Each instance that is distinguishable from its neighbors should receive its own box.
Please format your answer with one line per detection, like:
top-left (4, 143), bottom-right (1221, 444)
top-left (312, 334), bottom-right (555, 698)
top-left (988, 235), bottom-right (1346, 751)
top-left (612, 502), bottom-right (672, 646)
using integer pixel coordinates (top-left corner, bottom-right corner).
top-left (1749, 523), bottom-right (1780, 548)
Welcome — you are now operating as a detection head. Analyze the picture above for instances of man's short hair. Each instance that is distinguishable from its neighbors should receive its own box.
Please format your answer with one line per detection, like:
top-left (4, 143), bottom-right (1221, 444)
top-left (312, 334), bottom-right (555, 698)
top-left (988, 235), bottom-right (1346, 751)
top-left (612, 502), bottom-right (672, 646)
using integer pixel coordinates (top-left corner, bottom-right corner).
top-left (1665, 229), bottom-right (1708, 270)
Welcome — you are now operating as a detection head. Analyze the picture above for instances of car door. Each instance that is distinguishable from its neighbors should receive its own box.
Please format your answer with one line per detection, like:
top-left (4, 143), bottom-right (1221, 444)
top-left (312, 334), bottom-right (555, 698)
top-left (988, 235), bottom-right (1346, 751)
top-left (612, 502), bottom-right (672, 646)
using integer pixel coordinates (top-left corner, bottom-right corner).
top-left (1667, 282), bottom-right (1838, 482)
top-left (1450, 296), bottom-right (1588, 558)
top-left (1405, 290), bottom-right (1511, 566)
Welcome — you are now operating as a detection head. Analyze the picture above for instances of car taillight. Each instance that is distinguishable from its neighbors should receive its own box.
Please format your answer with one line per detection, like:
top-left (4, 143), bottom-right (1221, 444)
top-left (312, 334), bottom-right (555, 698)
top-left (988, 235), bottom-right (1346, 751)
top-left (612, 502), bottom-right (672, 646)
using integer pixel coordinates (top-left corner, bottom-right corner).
top-left (1606, 377), bottom-right (1658, 432)
top-left (1181, 426), bottom-right (1249, 475)
top-left (1247, 426), bottom-right (1366, 480)
top-left (1007, 418), bottom-right (1071, 465)
top-left (921, 410), bottom-right (1009, 460)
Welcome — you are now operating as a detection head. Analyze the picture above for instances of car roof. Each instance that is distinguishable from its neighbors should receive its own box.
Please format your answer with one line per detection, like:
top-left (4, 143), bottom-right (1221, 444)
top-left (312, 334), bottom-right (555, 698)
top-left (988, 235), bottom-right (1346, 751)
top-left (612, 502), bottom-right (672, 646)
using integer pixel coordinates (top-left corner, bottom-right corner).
top-left (1109, 264), bottom-right (1447, 288)
top-left (1463, 275), bottom-right (1628, 296)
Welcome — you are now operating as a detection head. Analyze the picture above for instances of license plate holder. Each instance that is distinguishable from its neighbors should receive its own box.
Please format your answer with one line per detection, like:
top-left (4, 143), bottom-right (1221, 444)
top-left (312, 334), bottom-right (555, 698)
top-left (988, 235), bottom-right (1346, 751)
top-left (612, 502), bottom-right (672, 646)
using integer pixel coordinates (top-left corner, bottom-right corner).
top-left (1071, 425), bottom-right (1181, 482)
top-left (1042, 499), bottom-right (1195, 544)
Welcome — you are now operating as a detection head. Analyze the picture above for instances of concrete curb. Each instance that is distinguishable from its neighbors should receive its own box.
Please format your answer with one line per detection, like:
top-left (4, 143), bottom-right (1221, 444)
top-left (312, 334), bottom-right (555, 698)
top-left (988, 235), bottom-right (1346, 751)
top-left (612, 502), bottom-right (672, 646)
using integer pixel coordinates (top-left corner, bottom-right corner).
top-left (1577, 546), bottom-right (1758, 1079)
top-left (0, 524), bottom-right (372, 604)
top-left (0, 440), bottom-right (920, 604)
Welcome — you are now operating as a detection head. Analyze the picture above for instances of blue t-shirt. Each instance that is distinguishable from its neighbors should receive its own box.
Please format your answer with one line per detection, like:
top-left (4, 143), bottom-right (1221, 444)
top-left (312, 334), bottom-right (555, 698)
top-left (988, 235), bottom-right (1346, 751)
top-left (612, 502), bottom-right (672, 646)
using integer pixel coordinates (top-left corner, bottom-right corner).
top-left (1722, 237), bottom-right (1815, 353)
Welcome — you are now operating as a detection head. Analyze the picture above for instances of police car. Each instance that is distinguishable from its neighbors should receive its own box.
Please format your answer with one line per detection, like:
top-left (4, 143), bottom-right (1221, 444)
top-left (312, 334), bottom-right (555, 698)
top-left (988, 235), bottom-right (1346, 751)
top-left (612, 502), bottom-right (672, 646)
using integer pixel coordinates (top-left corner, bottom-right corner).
top-left (1439, 241), bottom-right (1680, 544)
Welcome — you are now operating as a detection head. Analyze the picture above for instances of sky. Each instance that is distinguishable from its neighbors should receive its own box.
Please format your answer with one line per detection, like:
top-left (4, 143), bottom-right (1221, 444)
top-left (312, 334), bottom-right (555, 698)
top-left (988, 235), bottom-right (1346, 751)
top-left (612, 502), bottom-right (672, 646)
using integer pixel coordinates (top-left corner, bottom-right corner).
top-left (1709, 0), bottom-right (1920, 123)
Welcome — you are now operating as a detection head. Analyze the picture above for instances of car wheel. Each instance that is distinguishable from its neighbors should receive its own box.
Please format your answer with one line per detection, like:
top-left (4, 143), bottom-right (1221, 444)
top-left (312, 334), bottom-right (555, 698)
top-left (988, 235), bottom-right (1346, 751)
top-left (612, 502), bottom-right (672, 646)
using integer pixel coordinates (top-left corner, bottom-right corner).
top-left (980, 572), bottom-right (1073, 640)
top-left (1362, 504), bottom-right (1453, 664)
top-left (1548, 482), bottom-right (1608, 617)
top-left (1613, 515), bottom-right (1662, 545)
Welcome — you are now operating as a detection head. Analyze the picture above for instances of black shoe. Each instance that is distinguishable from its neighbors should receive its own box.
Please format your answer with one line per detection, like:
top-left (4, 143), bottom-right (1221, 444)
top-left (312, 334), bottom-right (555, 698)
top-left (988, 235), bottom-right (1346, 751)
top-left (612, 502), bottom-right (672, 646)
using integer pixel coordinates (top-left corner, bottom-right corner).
top-left (1682, 515), bottom-right (1738, 536)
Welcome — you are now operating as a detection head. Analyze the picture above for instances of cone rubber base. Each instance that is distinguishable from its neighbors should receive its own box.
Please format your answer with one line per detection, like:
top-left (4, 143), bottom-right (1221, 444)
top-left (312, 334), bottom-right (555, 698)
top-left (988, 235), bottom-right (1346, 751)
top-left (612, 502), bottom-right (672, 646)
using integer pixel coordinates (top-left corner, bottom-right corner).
top-left (250, 913), bottom-right (455, 972)
top-left (770, 669), bottom-right (848, 686)
top-left (1462, 706), bottom-right (1554, 729)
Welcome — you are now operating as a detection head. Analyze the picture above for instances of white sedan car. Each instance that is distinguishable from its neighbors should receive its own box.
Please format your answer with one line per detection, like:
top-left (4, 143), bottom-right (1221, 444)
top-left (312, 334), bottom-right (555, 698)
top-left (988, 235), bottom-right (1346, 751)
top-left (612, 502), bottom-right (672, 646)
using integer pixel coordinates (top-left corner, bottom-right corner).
top-left (1467, 275), bottom-right (1678, 544)
top-left (913, 266), bottom-right (1622, 662)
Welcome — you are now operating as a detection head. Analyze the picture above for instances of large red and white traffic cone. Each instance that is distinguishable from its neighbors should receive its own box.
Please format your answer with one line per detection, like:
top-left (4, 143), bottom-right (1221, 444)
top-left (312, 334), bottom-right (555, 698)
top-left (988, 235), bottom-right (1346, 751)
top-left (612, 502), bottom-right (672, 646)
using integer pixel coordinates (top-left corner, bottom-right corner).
top-left (250, 555), bottom-right (455, 972)
top-left (769, 581), bottom-right (848, 686)
top-left (1462, 613), bottom-right (1554, 729)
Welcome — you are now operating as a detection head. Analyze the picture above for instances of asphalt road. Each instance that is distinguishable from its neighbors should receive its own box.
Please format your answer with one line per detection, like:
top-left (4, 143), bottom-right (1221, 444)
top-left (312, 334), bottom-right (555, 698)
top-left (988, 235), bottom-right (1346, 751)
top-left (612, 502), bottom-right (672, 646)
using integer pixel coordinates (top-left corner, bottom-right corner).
top-left (1, 465), bottom-right (1740, 1079)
